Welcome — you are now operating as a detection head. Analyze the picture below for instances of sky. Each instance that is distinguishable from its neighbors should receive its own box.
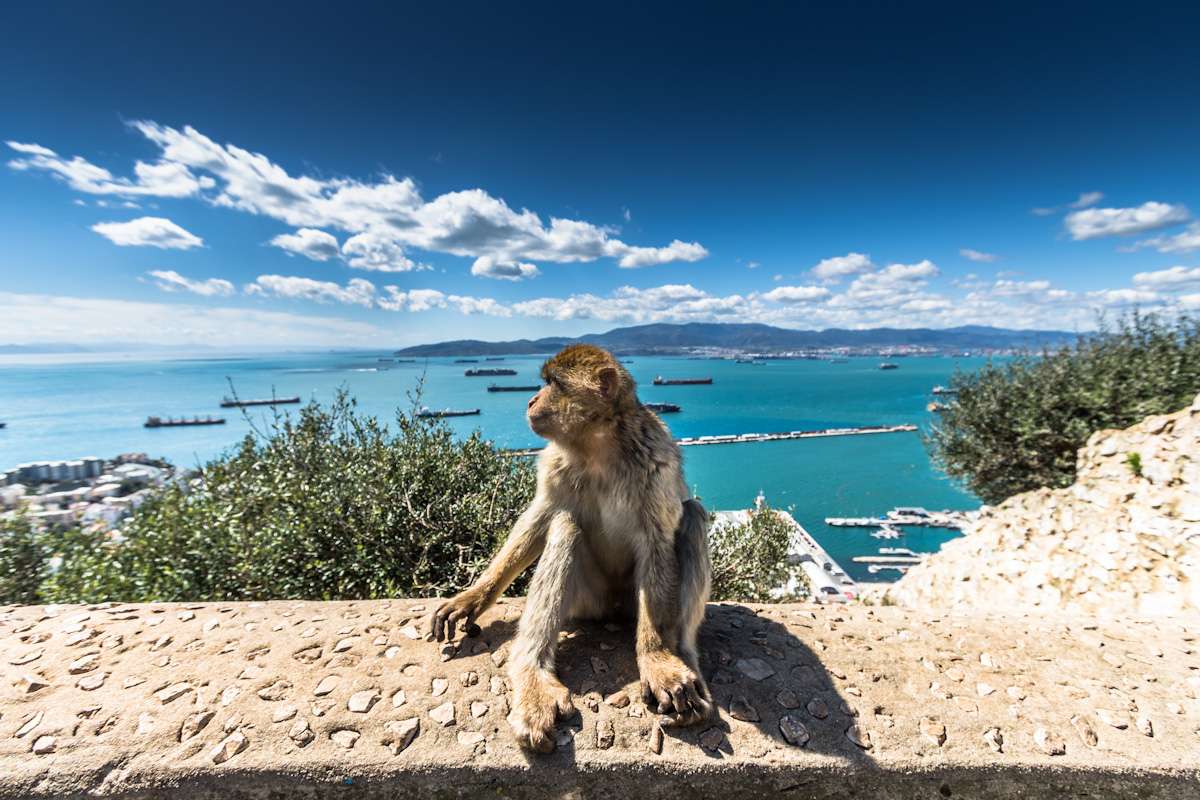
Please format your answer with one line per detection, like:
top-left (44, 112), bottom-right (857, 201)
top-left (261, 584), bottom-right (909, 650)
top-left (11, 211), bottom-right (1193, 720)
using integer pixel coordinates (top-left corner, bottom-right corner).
top-left (3, 2), bottom-right (1200, 349)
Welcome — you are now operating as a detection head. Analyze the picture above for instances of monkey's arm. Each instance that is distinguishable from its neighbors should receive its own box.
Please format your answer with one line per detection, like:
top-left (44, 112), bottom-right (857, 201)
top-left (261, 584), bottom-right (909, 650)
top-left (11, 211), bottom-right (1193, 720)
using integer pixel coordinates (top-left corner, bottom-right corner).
top-left (431, 496), bottom-right (552, 641)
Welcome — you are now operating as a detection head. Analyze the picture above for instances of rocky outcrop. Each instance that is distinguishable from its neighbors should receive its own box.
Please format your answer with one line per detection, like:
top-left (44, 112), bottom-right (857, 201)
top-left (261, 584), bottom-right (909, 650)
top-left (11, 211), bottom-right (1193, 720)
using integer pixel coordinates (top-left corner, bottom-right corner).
top-left (1, 599), bottom-right (1198, 798)
top-left (890, 394), bottom-right (1200, 616)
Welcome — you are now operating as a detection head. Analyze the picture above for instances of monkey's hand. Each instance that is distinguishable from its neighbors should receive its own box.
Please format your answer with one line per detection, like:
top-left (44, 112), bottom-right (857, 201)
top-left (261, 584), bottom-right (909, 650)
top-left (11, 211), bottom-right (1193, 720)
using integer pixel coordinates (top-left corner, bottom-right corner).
top-left (430, 589), bottom-right (488, 642)
top-left (507, 667), bottom-right (575, 753)
top-left (639, 650), bottom-right (713, 728)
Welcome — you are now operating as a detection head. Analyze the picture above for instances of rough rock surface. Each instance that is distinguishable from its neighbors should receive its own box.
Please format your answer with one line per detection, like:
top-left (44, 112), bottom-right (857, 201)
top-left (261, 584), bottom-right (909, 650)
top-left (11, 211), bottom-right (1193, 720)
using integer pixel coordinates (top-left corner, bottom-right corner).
top-left (1, 599), bottom-right (1198, 798)
top-left (890, 393), bottom-right (1200, 616)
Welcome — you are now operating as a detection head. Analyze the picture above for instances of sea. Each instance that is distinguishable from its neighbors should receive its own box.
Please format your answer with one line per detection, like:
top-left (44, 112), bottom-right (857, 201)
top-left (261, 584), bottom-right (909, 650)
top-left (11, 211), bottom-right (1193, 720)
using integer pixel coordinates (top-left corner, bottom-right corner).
top-left (0, 351), bottom-right (986, 583)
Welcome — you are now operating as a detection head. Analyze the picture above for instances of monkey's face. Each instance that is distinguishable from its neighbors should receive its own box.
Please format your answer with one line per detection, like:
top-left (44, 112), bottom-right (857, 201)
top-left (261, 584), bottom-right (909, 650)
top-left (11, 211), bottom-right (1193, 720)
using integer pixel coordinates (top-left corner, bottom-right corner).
top-left (528, 345), bottom-right (632, 444)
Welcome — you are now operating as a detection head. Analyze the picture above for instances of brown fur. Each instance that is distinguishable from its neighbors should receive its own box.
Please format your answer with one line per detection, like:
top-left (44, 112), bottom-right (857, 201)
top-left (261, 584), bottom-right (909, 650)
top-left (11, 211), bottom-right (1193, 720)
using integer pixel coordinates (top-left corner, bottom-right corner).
top-left (432, 344), bottom-right (712, 752)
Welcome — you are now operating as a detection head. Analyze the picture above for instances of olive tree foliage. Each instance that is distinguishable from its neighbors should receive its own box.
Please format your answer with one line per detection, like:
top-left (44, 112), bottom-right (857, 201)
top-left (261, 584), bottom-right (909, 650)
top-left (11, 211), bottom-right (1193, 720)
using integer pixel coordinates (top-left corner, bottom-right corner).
top-left (2, 392), bottom-right (538, 604)
top-left (927, 313), bottom-right (1200, 505)
top-left (708, 502), bottom-right (808, 602)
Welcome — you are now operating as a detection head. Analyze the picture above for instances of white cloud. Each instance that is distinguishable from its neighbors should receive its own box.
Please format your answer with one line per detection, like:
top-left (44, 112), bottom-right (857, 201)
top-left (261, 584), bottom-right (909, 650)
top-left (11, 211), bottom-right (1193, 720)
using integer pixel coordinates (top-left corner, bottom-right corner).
top-left (761, 285), bottom-right (831, 303)
top-left (147, 270), bottom-right (235, 297)
top-left (23, 122), bottom-right (706, 279)
top-left (1132, 266), bottom-right (1200, 290)
top-left (0, 291), bottom-right (383, 348)
top-left (1064, 201), bottom-right (1190, 240)
top-left (6, 140), bottom-right (210, 198)
top-left (959, 248), bottom-right (997, 263)
top-left (470, 255), bottom-right (540, 281)
top-left (378, 288), bottom-right (448, 312)
top-left (1069, 191), bottom-right (1105, 209)
top-left (91, 216), bottom-right (204, 249)
top-left (614, 239), bottom-right (708, 269)
top-left (810, 252), bottom-right (873, 283)
top-left (246, 275), bottom-right (376, 307)
top-left (341, 230), bottom-right (430, 272)
top-left (447, 295), bottom-right (513, 317)
top-left (269, 228), bottom-right (340, 261)
top-left (1085, 288), bottom-right (1164, 307)
top-left (1130, 222), bottom-right (1200, 254)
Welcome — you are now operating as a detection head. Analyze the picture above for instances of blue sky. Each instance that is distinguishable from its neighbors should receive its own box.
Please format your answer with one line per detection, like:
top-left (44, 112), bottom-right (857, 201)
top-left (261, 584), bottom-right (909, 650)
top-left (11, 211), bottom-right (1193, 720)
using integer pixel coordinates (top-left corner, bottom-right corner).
top-left (3, 2), bottom-right (1199, 348)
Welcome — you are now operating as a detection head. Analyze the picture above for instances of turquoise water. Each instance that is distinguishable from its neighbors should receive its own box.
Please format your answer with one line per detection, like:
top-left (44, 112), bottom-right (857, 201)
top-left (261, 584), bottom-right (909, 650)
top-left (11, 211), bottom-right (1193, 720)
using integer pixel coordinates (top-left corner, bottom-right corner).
top-left (0, 352), bottom-right (983, 581)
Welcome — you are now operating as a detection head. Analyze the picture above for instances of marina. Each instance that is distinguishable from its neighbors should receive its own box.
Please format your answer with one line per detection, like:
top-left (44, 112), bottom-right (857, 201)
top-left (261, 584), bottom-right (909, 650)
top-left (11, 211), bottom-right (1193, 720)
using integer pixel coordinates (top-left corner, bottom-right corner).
top-left (144, 416), bottom-right (226, 428)
top-left (219, 396), bottom-right (302, 408)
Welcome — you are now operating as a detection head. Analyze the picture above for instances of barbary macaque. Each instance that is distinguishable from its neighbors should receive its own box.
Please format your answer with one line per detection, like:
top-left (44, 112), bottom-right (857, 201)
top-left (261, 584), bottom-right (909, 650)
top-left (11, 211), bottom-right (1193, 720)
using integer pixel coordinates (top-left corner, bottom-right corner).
top-left (432, 344), bottom-right (712, 752)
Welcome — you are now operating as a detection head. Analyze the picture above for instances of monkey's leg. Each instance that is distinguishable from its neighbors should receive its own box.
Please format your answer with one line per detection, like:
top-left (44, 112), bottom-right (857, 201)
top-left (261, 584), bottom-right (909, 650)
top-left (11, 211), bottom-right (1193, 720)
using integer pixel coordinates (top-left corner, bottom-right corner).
top-left (432, 498), bottom-right (551, 641)
top-left (636, 503), bottom-right (714, 728)
top-left (506, 510), bottom-right (585, 753)
top-left (674, 498), bottom-right (712, 674)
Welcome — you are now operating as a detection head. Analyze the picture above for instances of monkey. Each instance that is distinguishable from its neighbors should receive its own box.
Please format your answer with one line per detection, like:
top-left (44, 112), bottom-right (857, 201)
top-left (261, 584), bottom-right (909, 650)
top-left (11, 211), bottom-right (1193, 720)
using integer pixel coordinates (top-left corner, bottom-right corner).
top-left (431, 343), bottom-right (713, 753)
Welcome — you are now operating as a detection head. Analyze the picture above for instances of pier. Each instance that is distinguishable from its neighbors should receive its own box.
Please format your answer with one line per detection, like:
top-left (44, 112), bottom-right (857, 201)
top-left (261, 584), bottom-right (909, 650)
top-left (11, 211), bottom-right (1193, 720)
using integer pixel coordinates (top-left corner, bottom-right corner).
top-left (503, 422), bottom-right (917, 455)
top-left (825, 506), bottom-right (976, 530)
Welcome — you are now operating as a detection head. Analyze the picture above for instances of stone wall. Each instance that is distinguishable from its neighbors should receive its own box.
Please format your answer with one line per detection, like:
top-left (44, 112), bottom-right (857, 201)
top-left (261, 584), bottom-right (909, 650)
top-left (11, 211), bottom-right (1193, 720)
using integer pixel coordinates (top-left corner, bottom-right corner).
top-left (1, 598), bottom-right (1197, 798)
top-left (889, 394), bottom-right (1200, 616)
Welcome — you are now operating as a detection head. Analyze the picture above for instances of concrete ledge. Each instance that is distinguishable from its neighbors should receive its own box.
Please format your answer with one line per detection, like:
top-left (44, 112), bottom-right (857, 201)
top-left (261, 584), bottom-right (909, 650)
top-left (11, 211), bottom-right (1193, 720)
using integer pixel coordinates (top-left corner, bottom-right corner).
top-left (1, 599), bottom-right (1197, 798)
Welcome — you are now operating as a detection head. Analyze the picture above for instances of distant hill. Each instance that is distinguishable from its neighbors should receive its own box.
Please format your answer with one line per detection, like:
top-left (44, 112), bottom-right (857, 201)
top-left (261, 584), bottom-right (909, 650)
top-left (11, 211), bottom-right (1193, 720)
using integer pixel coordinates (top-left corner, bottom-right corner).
top-left (394, 323), bottom-right (1078, 356)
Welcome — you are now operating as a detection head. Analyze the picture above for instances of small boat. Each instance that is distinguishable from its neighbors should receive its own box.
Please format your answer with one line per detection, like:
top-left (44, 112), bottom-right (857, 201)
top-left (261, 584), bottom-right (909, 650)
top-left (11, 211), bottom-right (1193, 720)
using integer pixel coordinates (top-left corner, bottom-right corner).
top-left (879, 362), bottom-right (899, 370)
top-left (416, 407), bottom-right (481, 418)
top-left (652, 376), bottom-right (712, 385)
top-left (927, 401), bottom-right (948, 413)
top-left (220, 396), bottom-right (301, 408)
top-left (465, 368), bottom-right (517, 377)
top-left (644, 402), bottom-right (681, 414)
top-left (487, 384), bottom-right (541, 392)
top-left (931, 385), bottom-right (957, 395)
top-left (145, 416), bottom-right (226, 428)
top-left (0, 422), bottom-right (6, 429)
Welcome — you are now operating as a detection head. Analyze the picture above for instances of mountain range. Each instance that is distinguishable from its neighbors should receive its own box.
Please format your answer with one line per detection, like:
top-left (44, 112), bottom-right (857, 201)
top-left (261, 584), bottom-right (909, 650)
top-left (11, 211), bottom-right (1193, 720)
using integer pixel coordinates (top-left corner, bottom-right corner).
top-left (394, 323), bottom-right (1079, 356)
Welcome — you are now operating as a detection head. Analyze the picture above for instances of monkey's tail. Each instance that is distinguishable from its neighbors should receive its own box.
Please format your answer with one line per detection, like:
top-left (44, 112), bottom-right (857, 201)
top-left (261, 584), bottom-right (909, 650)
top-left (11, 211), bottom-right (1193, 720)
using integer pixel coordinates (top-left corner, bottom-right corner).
top-left (675, 498), bottom-right (712, 661)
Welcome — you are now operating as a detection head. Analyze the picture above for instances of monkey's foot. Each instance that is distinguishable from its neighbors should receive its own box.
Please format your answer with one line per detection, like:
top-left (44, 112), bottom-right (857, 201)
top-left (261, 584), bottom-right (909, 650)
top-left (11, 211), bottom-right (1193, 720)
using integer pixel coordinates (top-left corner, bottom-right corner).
top-left (639, 651), bottom-right (713, 728)
top-left (507, 667), bottom-right (575, 753)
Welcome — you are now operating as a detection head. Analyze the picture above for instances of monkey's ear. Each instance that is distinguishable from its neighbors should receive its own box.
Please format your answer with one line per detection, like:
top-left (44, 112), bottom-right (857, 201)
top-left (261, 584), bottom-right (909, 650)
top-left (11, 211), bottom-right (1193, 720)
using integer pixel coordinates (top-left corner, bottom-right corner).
top-left (597, 366), bottom-right (619, 399)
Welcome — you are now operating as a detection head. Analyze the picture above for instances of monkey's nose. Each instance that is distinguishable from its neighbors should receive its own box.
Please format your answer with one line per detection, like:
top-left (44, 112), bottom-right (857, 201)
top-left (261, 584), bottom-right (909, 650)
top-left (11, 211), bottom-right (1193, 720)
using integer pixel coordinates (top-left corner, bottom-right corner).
top-left (527, 394), bottom-right (537, 409)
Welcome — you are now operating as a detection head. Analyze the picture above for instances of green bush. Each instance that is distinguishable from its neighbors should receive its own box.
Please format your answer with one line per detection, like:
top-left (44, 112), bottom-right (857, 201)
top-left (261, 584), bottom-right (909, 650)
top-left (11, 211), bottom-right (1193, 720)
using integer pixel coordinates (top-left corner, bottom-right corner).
top-left (709, 502), bottom-right (807, 602)
top-left (927, 313), bottom-right (1200, 504)
top-left (0, 515), bottom-right (49, 605)
top-left (4, 392), bottom-right (538, 604)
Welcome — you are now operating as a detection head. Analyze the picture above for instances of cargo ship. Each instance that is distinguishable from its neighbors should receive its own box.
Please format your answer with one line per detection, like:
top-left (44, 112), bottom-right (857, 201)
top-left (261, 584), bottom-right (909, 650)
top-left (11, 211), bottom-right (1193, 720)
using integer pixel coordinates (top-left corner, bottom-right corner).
top-left (465, 368), bottom-right (517, 377)
top-left (145, 416), bottom-right (226, 428)
top-left (644, 402), bottom-right (681, 413)
top-left (652, 376), bottom-right (712, 385)
top-left (0, 422), bottom-right (6, 429)
top-left (487, 384), bottom-right (540, 392)
top-left (485, 357), bottom-right (506, 361)
top-left (219, 396), bottom-right (301, 408)
top-left (454, 359), bottom-right (479, 363)
top-left (879, 362), bottom-right (899, 370)
top-left (416, 407), bottom-right (481, 418)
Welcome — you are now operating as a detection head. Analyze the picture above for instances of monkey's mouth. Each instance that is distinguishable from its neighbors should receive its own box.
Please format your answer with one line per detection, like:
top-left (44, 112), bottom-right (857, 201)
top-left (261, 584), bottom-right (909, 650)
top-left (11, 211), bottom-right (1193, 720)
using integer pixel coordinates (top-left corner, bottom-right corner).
top-left (527, 412), bottom-right (553, 438)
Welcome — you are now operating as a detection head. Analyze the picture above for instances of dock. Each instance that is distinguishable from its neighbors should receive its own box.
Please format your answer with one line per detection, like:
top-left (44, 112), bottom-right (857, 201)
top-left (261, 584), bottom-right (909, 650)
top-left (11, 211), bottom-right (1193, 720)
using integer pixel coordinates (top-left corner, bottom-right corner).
top-left (503, 423), bottom-right (917, 456)
top-left (713, 505), bottom-right (858, 603)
